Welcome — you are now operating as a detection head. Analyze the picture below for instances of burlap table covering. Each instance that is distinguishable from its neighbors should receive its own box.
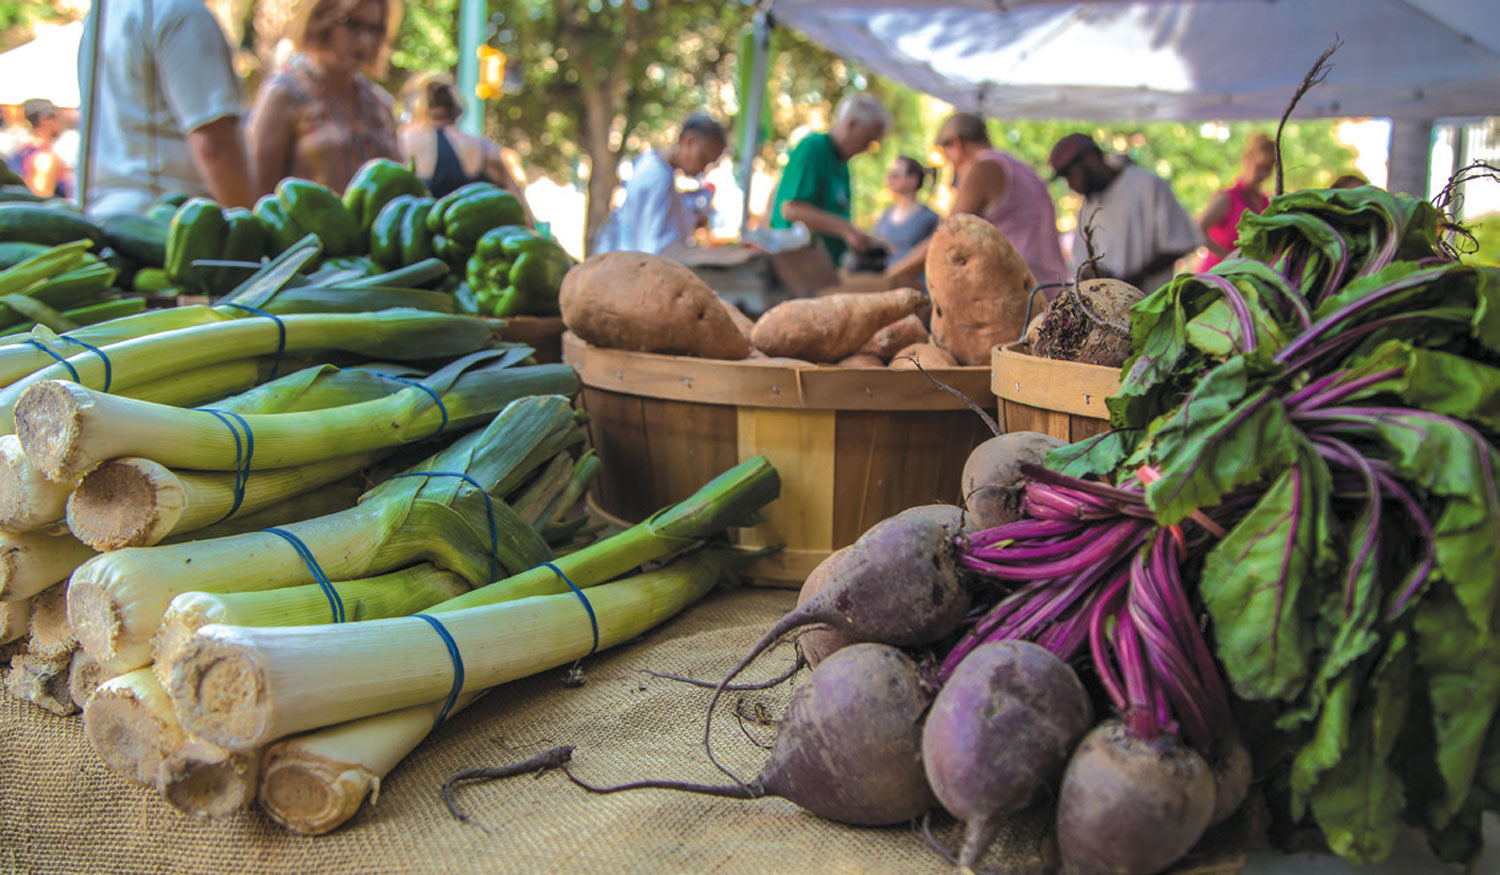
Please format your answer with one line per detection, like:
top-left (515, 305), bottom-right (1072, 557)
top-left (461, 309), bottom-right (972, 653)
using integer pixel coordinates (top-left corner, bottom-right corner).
top-left (0, 586), bottom-right (1057, 874)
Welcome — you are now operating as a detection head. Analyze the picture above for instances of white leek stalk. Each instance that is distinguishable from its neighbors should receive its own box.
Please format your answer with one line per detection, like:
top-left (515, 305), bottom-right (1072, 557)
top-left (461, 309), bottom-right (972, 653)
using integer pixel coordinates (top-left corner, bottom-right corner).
top-left (66, 452), bottom-right (379, 551)
top-left (0, 309), bottom-right (494, 430)
top-left (67, 649), bottom-right (111, 710)
top-left (152, 564), bottom-right (468, 687)
top-left (25, 579), bottom-right (71, 659)
top-left (16, 355), bottom-right (576, 481)
top-left (68, 396), bottom-right (580, 673)
top-left (0, 434), bottom-right (70, 533)
top-left (0, 306), bottom-right (235, 386)
top-left (170, 552), bottom-right (727, 750)
top-left (0, 594), bottom-right (30, 644)
top-left (0, 529), bottom-right (95, 600)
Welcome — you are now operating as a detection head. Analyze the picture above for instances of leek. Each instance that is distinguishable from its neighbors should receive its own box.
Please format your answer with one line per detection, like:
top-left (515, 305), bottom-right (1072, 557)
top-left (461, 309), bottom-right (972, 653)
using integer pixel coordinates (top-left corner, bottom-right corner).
top-left (0, 434), bottom-right (68, 533)
top-left (0, 529), bottom-right (96, 600)
top-left (17, 352), bottom-right (575, 481)
top-left (67, 649), bottom-right (110, 711)
top-left (0, 308), bottom-right (495, 430)
top-left (67, 395), bottom-right (582, 674)
top-left (174, 550), bottom-right (737, 750)
top-left (25, 579), bottom-right (70, 659)
top-left (0, 594), bottom-right (29, 644)
top-left (151, 564), bottom-right (468, 686)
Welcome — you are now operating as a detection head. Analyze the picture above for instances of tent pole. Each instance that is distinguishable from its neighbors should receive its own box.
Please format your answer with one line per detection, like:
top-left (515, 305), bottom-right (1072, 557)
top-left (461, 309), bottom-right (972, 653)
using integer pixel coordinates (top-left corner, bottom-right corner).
top-left (1386, 118), bottom-right (1434, 199)
top-left (457, 0), bottom-right (484, 137)
top-left (738, 9), bottom-right (771, 233)
top-left (76, 0), bottom-right (106, 213)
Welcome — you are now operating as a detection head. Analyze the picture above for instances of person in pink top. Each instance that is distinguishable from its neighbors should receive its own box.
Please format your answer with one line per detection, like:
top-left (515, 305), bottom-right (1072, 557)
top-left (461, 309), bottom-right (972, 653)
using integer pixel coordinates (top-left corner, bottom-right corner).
top-left (886, 112), bottom-right (1068, 288)
top-left (1198, 133), bottom-right (1275, 271)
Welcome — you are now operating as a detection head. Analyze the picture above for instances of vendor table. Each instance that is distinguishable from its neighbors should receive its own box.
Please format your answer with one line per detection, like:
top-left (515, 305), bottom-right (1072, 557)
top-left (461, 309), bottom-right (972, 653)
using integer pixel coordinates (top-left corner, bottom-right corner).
top-left (0, 586), bottom-right (1491, 873)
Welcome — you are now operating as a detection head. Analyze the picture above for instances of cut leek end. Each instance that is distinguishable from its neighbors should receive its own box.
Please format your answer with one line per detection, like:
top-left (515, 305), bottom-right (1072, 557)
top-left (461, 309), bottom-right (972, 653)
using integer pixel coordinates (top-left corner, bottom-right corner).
top-left (83, 679), bottom-right (181, 787)
top-left (151, 602), bottom-right (214, 690)
top-left (0, 594), bottom-right (29, 644)
top-left (164, 633), bottom-right (268, 750)
top-left (14, 380), bottom-right (89, 482)
top-left (66, 575), bottom-right (129, 673)
top-left (68, 649), bottom-right (111, 711)
top-left (261, 749), bottom-right (376, 836)
top-left (159, 740), bottom-right (261, 818)
top-left (67, 458), bottom-right (184, 551)
top-left (26, 581), bottom-right (72, 660)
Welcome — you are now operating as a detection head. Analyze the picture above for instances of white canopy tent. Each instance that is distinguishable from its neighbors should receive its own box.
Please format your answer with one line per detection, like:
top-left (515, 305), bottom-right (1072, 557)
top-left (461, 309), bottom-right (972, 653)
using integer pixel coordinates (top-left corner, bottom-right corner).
top-left (745, 0), bottom-right (1500, 198)
top-left (0, 22), bottom-right (83, 107)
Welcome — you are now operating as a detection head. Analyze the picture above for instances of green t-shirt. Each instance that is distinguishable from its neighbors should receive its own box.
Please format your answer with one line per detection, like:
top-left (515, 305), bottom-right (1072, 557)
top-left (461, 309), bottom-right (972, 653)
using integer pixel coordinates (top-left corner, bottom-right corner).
top-left (769, 132), bottom-right (851, 264)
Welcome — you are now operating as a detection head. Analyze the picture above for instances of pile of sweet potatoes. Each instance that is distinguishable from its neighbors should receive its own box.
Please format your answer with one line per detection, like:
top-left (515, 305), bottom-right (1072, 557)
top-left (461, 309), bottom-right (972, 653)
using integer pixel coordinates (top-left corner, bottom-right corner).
top-left (559, 248), bottom-right (1034, 369)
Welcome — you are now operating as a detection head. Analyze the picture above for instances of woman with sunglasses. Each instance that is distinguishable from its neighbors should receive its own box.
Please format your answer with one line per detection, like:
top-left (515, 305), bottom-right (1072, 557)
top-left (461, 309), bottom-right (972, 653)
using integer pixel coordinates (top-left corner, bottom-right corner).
top-left (247, 0), bottom-right (402, 194)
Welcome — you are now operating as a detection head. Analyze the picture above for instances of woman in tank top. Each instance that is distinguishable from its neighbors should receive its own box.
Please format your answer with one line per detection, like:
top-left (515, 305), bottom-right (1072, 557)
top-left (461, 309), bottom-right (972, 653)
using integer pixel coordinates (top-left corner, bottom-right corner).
top-left (399, 72), bottom-right (531, 215)
top-left (1198, 133), bottom-right (1274, 271)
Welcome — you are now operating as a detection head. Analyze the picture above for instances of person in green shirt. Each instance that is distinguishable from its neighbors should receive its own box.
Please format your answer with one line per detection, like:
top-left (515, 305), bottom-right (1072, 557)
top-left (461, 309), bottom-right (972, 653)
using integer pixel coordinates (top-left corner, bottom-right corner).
top-left (769, 93), bottom-right (891, 265)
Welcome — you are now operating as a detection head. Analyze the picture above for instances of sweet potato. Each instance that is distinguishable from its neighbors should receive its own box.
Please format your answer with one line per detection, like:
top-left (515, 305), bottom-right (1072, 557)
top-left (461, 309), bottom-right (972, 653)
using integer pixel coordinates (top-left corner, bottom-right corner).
top-left (925, 214), bottom-right (1035, 365)
top-left (888, 342), bottom-right (957, 370)
top-left (559, 253), bottom-right (750, 359)
top-left (750, 288), bottom-right (925, 363)
top-left (837, 353), bottom-right (884, 368)
top-left (859, 314), bottom-right (929, 360)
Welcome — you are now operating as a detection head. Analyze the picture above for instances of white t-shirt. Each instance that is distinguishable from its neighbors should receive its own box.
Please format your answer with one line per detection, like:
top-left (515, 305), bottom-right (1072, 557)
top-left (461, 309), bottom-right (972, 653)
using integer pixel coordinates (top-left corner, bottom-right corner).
top-left (77, 0), bottom-right (243, 218)
top-left (1072, 163), bottom-right (1201, 293)
top-left (600, 150), bottom-right (688, 255)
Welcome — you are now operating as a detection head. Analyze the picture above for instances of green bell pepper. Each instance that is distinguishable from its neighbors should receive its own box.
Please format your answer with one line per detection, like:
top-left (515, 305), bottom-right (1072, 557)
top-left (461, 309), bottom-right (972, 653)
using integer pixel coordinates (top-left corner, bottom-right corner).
top-left (425, 183), bottom-right (527, 266)
top-left (343, 158), bottom-right (428, 236)
top-left (275, 178), bottom-right (362, 257)
top-left (254, 195), bottom-right (305, 254)
top-left (209, 207), bottom-right (269, 291)
top-left (369, 194), bottom-right (419, 269)
top-left (164, 197), bottom-right (226, 287)
top-left (465, 225), bottom-right (573, 317)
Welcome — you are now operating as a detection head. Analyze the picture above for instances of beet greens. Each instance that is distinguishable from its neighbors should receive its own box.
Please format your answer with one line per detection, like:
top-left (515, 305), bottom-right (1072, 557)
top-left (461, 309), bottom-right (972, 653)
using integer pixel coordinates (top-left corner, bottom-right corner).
top-left (947, 185), bottom-right (1500, 866)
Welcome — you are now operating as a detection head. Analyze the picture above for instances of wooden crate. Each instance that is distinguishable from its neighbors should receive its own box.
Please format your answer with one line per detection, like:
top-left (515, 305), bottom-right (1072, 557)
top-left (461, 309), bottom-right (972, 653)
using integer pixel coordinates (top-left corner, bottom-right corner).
top-left (565, 332), bottom-right (996, 588)
top-left (497, 316), bottom-right (565, 364)
top-left (991, 341), bottom-right (1121, 443)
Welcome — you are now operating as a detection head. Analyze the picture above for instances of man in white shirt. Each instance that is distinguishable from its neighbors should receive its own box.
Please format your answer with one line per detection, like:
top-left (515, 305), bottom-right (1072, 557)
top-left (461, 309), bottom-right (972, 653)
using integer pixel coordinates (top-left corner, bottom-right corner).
top-left (597, 113), bottom-right (727, 255)
top-left (77, 0), bottom-right (254, 218)
top-left (1048, 133), bottom-right (1201, 292)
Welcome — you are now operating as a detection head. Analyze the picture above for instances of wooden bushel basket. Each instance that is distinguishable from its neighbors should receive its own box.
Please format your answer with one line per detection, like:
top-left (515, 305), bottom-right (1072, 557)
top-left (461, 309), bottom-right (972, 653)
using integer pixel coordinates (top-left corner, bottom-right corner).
top-left (991, 341), bottom-right (1122, 443)
top-left (565, 332), bottom-right (996, 588)
top-left (496, 316), bottom-right (565, 364)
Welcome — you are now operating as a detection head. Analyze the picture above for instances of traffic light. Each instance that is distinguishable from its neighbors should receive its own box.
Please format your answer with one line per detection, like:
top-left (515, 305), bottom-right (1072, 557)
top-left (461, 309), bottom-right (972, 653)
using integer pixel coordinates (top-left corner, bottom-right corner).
top-left (477, 45), bottom-right (506, 100)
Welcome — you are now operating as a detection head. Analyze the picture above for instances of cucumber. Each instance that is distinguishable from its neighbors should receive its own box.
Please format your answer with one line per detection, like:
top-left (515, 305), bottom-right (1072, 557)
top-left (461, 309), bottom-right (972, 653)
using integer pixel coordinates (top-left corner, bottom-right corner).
top-left (0, 204), bottom-right (105, 249)
top-left (101, 214), bottom-right (170, 267)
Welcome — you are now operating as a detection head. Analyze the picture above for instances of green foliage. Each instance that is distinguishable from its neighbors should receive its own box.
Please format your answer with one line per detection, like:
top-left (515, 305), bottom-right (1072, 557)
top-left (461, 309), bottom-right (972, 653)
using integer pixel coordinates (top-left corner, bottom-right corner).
top-left (0, 1), bottom-right (77, 53)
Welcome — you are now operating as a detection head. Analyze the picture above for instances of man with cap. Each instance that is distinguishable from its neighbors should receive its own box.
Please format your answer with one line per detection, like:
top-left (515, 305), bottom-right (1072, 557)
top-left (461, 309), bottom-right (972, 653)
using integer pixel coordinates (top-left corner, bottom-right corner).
top-left (1048, 133), bottom-right (1200, 292)
top-left (887, 111), bottom-right (1068, 287)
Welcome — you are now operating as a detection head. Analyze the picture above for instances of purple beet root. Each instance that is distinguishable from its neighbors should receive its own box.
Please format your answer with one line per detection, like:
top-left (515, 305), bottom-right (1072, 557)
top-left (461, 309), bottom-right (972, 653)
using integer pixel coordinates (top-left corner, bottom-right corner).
top-left (923, 640), bottom-right (1094, 867)
top-left (796, 547), bottom-right (858, 667)
top-left (569, 643), bottom-right (938, 826)
top-left (1056, 721), bottom-right (1215, 874)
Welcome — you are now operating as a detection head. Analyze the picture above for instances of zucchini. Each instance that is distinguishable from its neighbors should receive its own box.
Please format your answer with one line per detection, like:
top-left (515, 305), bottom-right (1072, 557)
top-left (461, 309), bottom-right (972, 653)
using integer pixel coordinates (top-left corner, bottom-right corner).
top-left (0, 204), bottom-right (105, 249)
top-left (101, 214), bottom-right (170, 267)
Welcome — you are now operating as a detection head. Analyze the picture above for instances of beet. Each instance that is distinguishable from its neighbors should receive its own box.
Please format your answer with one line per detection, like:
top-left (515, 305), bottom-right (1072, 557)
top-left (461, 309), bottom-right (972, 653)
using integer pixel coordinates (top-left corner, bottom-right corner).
top-left (1033, 278), bottom-right (1143, 366)
top-left (1209, 730), bottom-right (1252, 826)
top-left (923, 641), bottom-right (1094, 867)
top-left (961, 433), bottom-right (1067, 529)
top-left (795, 547), bottom-right (858, 667)
top-left (569, 643), bottom-right (938, 826)
top-left (1056, 720), bottom-right (1215, 874)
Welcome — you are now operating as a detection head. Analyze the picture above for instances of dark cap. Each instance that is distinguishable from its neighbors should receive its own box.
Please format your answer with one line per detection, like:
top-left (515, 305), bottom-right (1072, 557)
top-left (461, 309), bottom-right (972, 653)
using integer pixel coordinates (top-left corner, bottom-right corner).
top-left (1048, 133), bottom-right (1100, 180)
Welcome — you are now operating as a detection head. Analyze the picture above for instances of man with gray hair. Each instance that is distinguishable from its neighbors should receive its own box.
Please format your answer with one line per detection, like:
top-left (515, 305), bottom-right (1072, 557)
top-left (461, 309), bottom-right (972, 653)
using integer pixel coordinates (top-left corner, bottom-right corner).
top-left (597, 112), bottom-right (728, 255)
top-left (769, 92), bottom-right (891, 264)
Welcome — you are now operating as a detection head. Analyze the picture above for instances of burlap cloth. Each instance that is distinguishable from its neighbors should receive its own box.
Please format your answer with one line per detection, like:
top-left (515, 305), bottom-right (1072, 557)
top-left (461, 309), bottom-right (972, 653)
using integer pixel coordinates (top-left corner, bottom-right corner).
top-left (0, 586), bottom-right (1059, 874)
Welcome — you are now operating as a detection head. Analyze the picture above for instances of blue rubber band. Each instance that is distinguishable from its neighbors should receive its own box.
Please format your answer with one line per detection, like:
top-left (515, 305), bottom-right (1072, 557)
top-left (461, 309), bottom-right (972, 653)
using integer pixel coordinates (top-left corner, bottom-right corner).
top-left (221, 303), bottom-right (287, 379)
top-left (394, 471), bottom-right (498, 582)
top-left (264, 527), bottom-right (344, 623)
top-left (201, 408), bottom-right (253, 523)
top-left (413, 613), bottom-right (465, 731)
top-left (24, 340), bottom-right (79, 383)
top-left (59, 336), bottom-right (112, 393)
top-left (537, 561), bottom-right (598, 657)
top-left (371, 372), bottom-right (447, 439)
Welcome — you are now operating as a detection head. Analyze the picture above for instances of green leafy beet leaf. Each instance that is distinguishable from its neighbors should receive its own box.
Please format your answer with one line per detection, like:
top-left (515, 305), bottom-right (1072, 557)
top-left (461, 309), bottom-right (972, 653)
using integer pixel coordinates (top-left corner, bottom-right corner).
top-left (1200, 454), bottom-right (1334, 701)
top-left (1307, 731), bottom-right (1407, 866)
top-left (1343, 339), bottom-right (1500, 432)
top-left (1291, 671), bottom-right (1356, 818)
top-left (1043, 428), bottom-right (1140, 479)
top-left (1186, 276), bottom-right (1292, 370)
top-left (1145, 389), bottom-right (1303, 526)
top-left (1109, 274), bottom-right (1222, 428)
top-left (1412, 592), bottom-right (1500, 828)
